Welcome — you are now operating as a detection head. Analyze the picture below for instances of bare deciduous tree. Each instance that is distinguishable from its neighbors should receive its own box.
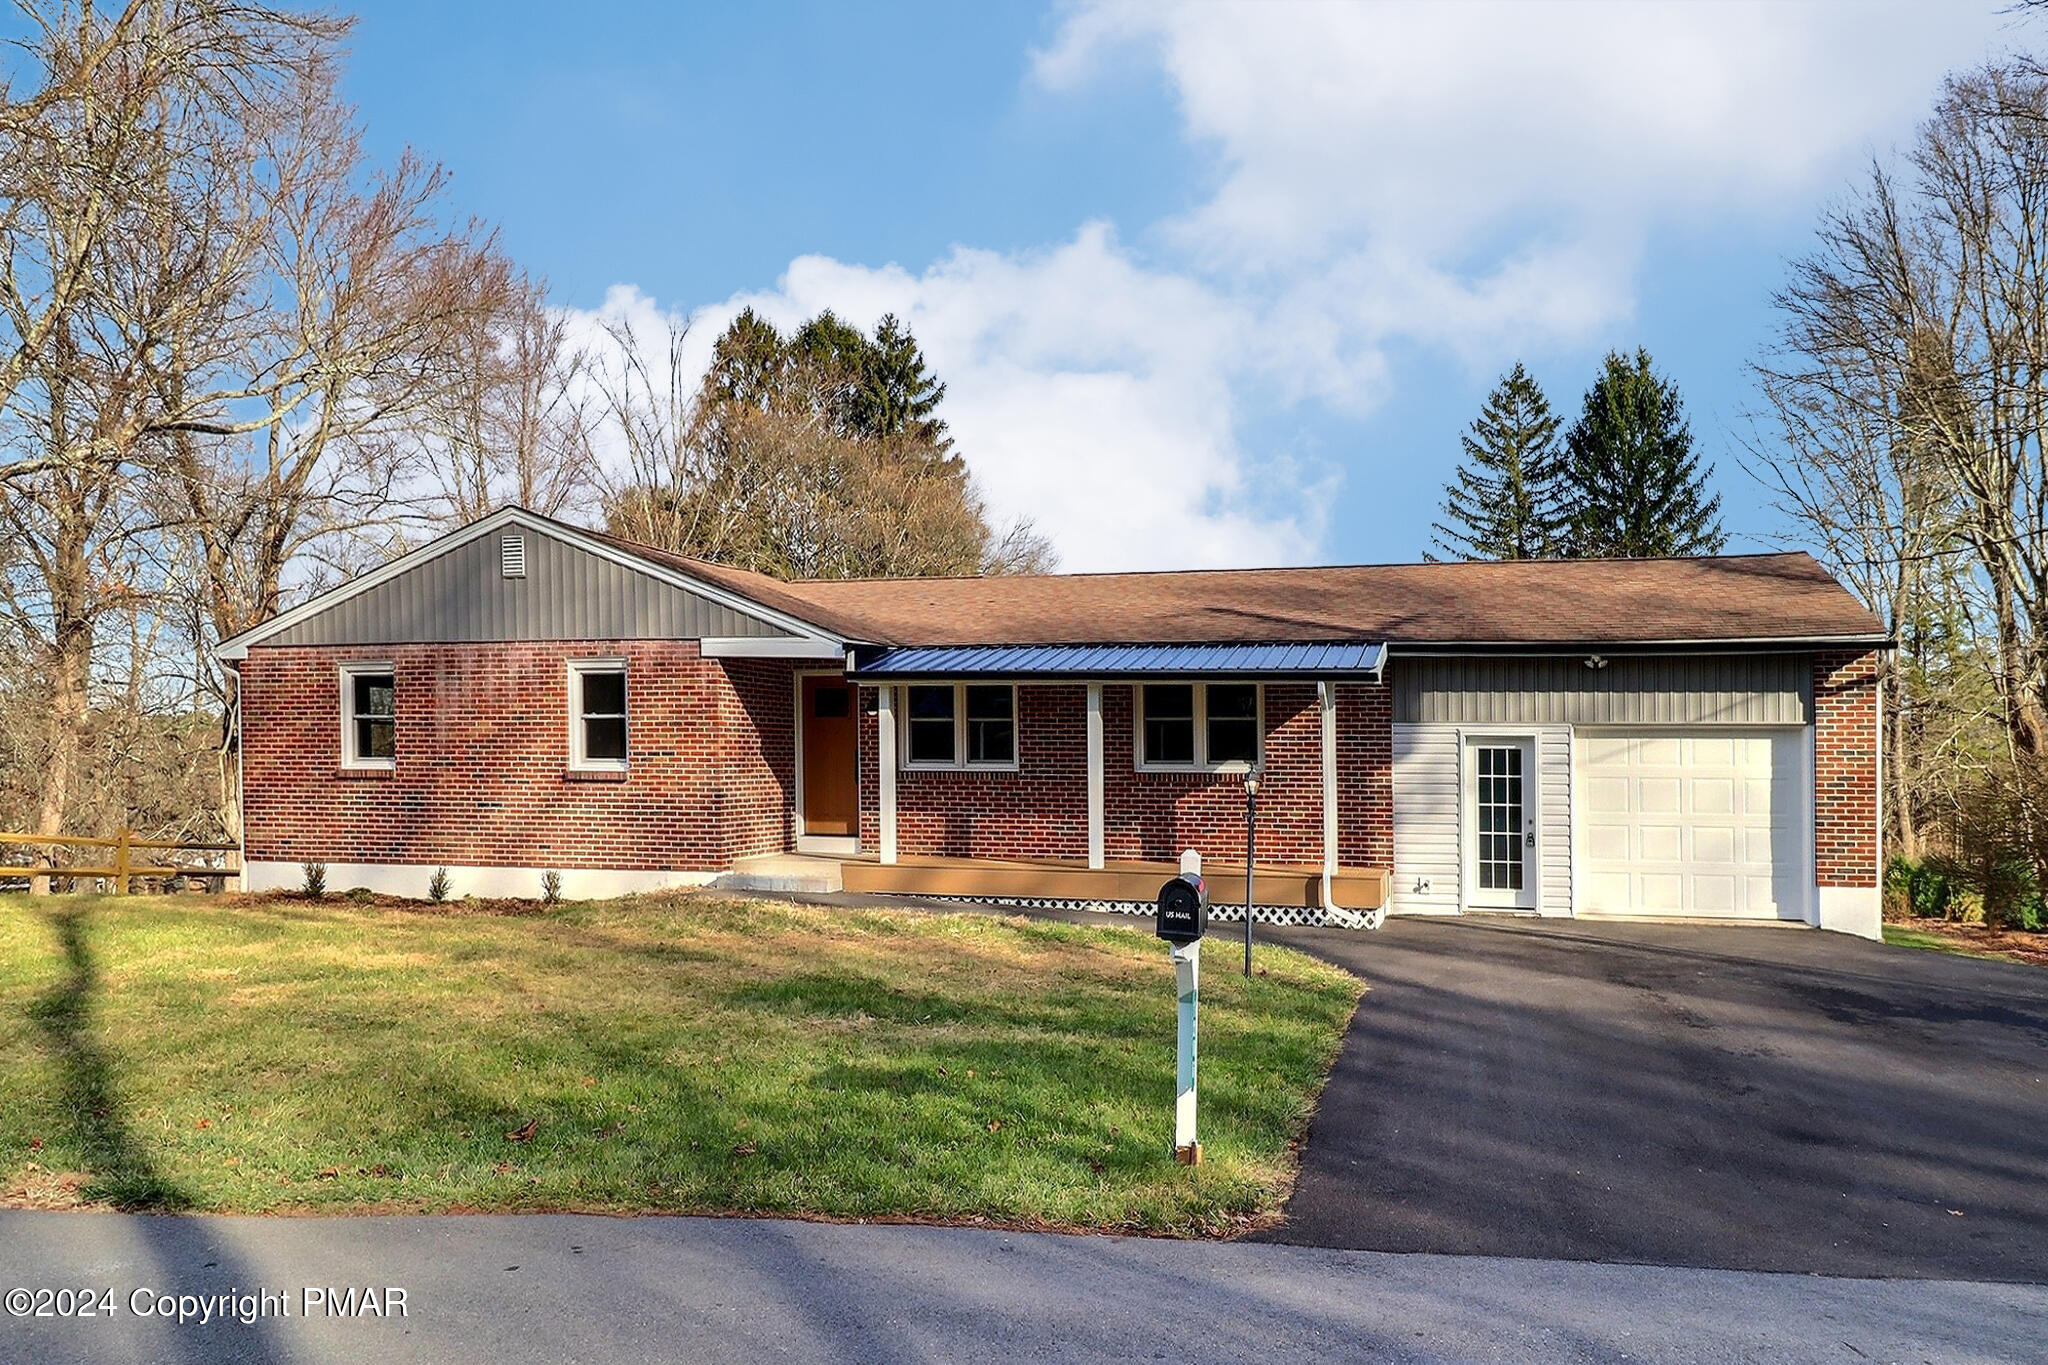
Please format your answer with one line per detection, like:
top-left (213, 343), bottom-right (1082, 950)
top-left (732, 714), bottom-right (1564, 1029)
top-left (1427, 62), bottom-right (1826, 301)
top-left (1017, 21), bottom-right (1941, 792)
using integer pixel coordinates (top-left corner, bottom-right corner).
top-left (410, 277), bottom-right (599, 526)
top-left (1758, 61), bottom-right (2048, 900)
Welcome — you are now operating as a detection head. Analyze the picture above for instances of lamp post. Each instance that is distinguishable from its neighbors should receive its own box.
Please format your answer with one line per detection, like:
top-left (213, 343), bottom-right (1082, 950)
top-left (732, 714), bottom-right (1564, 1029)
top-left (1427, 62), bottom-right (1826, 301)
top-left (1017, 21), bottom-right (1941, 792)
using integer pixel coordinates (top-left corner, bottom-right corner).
top-left (1242, 773), bottom-right (1260, 978)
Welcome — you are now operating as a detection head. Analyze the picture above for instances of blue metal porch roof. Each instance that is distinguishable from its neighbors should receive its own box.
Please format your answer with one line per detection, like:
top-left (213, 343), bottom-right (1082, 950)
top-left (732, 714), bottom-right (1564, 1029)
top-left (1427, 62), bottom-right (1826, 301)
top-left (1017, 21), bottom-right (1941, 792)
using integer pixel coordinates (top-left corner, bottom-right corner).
top-left (846, 641), bottom-right (1387, 680)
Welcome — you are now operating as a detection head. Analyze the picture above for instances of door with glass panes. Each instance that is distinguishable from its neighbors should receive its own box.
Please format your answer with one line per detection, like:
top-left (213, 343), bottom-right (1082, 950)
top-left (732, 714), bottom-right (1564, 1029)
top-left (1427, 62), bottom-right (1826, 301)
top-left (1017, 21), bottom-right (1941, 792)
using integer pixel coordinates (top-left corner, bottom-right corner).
top-left (1463, 736), bottom-right (1538, 910)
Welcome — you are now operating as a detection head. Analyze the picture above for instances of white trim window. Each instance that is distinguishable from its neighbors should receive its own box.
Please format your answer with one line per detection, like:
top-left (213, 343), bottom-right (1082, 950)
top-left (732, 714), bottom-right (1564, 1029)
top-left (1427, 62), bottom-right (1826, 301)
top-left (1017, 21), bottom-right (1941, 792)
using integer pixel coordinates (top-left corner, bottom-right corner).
top-left (902, 683), bottom-right (1018, 770)
top-left (569, 659), bottom-right (630, 772)
top-left (339, 663), bottom-right (397, 770)
top-left (1137, 682), bottom-right (1262, 772)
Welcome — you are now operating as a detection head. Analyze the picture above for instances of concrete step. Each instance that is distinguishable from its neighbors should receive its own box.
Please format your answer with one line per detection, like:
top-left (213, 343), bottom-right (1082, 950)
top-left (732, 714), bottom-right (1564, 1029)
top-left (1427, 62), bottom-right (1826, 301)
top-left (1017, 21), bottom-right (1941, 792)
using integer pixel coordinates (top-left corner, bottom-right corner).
top-left (713, 855), bottom-right (845, 895)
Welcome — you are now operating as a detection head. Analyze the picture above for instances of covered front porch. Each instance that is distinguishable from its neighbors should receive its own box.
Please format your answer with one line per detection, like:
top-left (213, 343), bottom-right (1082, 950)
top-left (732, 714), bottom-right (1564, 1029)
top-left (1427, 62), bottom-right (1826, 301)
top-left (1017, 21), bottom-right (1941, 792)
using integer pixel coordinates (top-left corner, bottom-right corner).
top-left (776, 638), bottom-right (1398, 921)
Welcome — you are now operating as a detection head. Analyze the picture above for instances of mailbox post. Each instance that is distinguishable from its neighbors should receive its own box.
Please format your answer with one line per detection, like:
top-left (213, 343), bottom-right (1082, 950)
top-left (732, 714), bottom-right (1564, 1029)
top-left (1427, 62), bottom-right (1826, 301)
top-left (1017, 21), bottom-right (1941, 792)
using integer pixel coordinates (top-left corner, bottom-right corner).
top-left (1156, 850), bottom-right (1209, 1165)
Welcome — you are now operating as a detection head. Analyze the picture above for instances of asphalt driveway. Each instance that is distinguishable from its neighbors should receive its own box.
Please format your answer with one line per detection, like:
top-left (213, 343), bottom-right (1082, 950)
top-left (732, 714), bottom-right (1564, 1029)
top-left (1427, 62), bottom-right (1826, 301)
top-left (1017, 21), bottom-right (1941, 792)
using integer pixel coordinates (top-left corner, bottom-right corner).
top-left (1255, 916), bottom-right (2048, 1281)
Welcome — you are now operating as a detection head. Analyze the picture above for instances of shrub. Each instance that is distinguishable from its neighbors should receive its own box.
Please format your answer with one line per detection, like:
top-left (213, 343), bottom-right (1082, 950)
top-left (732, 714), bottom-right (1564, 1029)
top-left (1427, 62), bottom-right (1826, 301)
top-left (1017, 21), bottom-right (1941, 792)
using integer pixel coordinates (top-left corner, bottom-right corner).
top-left (346, 887), bottom-right (375, 905)
top-left (301, 862), bottom-right (326, 899)
top-left (428, 867), bottom-right (451, 903)
top-left (1918, 762), bottom-right (2048, 931)
top-left (1885, 855), bottom-right (1953, 919)
top-left (541, 869), bottom-right (563, 905)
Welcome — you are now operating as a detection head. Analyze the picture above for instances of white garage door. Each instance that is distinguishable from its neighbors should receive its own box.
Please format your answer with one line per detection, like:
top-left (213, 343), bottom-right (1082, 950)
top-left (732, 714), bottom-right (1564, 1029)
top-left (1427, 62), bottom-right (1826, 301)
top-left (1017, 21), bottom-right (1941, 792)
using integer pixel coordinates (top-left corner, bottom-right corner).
top-left (1576, 730), bottom-right (1808, 919)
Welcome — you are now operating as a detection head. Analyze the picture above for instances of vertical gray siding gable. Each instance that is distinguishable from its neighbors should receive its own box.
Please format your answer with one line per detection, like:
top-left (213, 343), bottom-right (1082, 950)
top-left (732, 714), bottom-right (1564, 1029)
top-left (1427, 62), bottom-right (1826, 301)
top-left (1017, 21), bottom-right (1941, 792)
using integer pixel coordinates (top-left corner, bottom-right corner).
top-left (1394, 654), bottom-right (1811, 726)
top-left (264, 526), bottom-right (797, 647)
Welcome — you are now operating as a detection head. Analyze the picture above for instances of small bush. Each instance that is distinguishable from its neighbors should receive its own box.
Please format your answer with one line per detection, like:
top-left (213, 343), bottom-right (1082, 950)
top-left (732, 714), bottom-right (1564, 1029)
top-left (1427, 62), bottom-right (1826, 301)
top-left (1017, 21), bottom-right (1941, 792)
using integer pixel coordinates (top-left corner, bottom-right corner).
top-left (540, 869), bottom-right (563, 905)
top-left (301, 862), bottom-right (326, 899)
top-left (345, 887), bottom-right (375, 905)
top-left (1885, 855), bottom-right (1953, 919)
top-left (427, 867), bottom-right (451, 903)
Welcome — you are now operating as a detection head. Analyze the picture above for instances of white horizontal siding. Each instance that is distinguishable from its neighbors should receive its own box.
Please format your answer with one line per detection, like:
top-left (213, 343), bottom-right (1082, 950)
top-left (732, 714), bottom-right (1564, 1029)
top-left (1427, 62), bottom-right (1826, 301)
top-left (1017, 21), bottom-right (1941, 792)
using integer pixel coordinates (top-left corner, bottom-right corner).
top-left (1393, 724), bottom-right (1461, 915)
top-left (1394, 723), bottom-right (1573, 917)
top-left (1538, 727), bottom-right (1573, 916)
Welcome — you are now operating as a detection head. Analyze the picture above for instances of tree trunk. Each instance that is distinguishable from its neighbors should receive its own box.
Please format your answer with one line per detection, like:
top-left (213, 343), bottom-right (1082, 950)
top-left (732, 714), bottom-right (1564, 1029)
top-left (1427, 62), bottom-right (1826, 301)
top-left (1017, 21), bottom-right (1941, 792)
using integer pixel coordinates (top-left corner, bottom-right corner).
top-left (30, 623), bottom-right (92, 895)
top-left (1883, 658), bottom-right (1919, 858)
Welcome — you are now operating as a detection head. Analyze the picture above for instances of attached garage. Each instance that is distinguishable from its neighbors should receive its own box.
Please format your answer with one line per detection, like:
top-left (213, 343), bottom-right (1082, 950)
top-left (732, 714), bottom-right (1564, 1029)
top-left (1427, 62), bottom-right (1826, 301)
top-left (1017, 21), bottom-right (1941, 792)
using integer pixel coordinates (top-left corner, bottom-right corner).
top-left (1574, 729), bottom-right (1810, 920)
top-left (1391, 654), bottom-right (1828, 926)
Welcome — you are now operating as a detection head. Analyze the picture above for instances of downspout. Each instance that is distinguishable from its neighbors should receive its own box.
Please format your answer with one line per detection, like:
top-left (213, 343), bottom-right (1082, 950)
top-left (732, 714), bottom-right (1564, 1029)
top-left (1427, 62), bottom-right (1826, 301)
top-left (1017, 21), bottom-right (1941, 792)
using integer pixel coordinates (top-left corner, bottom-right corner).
top-left (1319, 679), bottom-right (1379, 930)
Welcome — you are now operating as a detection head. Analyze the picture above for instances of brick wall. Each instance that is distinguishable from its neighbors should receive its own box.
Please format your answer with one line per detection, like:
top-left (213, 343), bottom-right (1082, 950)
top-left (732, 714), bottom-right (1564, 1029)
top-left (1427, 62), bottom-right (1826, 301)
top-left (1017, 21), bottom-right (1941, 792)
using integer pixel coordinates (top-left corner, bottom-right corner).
top-left (858, 679), bottom-right (1395, 867)
top-left (854, 684), bottom-right (1089, 859)
top-left (1813, 649), bottom-right (1881, 888)
top-left (1336, 681), bottom-right (1395, 868)
top-left (241, 641), bottom-right (795, 872)
top-left (1101, 683), bottom-right (1322, 862)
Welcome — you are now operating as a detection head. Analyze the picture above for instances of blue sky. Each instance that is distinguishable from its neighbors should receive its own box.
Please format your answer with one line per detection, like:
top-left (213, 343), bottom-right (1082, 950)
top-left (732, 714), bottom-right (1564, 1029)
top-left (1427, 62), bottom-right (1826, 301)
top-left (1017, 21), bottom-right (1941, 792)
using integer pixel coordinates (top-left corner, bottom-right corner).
top-left (340, 1), bottom-right (2022, 572)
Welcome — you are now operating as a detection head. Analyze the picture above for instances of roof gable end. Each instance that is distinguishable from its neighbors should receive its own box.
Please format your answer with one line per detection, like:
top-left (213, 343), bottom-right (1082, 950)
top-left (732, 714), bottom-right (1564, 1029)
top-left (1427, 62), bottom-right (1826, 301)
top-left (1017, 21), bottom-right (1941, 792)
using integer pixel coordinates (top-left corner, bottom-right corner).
top-left (217, 508), bottom-right (842, 658)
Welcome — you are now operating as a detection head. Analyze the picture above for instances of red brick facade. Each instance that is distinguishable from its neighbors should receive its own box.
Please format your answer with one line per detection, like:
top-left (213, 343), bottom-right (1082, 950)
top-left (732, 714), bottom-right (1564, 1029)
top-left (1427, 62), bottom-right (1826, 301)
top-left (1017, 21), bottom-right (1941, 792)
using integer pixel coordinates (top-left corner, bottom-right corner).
top-left (242, 641), bottom-right (1871, 900)
top-left (855, 681), bottom-right (1395, 867)
top-left (856, 684), bottom-right (1092, 860)
top-left (1813, 649), bottom-right (1881, 888)
top-left (241, 641), bottom-right (796, 872)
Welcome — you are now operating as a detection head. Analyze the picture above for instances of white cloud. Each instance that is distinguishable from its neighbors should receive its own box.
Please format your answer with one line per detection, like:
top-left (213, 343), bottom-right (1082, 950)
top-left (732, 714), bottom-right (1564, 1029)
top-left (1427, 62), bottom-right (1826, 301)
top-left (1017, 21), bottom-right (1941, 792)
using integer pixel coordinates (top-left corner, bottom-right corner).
top-left (568, 2), bottom-right (2014, 571)
top-left (1037, 0), bottom-right (2003, 269)
top-left (562, 226), bottom-right (1329, 572)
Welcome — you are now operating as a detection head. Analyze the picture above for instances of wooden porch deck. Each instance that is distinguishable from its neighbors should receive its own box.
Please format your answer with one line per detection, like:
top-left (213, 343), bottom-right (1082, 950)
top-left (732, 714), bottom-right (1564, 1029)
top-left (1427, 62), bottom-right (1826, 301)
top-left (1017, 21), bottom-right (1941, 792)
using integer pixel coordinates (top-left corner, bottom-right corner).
top-left (839, 854), bottom-right (1389, 910)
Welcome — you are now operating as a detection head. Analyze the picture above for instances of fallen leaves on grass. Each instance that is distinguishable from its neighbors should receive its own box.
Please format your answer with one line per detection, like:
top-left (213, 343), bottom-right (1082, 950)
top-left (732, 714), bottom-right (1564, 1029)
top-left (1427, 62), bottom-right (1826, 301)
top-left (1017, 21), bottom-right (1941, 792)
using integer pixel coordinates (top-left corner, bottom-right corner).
top-left (506, 1118), bottom-right (539, 1144)
top-left (1888, 918), bottom-right (2048, 966)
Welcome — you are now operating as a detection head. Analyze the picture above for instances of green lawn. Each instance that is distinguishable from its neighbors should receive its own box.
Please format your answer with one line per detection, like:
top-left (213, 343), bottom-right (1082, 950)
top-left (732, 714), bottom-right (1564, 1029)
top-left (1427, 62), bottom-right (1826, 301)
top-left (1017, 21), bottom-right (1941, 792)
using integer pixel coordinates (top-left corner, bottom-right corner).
top-left (0, 893), bottom-right (1360, 1235)
top-left (1882, 922), bottom-right (2032, 964)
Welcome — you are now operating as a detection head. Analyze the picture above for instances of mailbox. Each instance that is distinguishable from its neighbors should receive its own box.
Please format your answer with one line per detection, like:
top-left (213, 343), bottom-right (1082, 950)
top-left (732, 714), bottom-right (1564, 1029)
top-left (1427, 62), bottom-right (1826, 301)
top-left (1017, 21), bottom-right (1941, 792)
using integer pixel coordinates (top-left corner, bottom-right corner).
top-left (1156, 874), bottom-right (1208, 945)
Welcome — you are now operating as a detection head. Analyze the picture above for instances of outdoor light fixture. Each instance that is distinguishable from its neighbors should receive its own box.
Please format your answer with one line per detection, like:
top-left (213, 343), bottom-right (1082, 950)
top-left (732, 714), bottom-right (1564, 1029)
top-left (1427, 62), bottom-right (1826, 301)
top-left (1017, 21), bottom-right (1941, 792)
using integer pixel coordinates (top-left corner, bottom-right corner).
top-left (1584, 654), bottom-right (1611, 670)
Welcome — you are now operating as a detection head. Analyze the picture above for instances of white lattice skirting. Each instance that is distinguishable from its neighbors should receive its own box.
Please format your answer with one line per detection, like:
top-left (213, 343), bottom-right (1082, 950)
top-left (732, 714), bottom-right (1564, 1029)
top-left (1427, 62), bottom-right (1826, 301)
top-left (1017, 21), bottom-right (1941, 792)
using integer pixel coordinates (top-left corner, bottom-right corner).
top-left (918, 895), bottom-right (1378, 931)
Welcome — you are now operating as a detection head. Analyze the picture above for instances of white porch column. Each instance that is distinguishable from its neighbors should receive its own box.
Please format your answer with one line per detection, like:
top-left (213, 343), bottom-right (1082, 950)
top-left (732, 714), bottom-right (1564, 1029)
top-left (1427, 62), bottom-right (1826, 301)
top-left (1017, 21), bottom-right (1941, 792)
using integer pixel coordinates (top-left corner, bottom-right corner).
top-left (1086, 682), bottom-right (1105, 869)
top-left (877, 685), bottom-right (898, 864)
top-left (1319, 681), bottom-right (1338, 881)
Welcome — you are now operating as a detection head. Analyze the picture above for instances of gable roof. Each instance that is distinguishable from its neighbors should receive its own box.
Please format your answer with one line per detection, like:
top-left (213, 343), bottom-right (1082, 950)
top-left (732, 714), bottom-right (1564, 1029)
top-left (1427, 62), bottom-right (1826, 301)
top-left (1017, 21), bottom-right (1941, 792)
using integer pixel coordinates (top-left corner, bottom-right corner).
top-left (655, 548), bottom-right (1889, 650)
top-left (216, 508), bottom-right (840, 660)
top-left (220, 506), bottom-right (1890, 660)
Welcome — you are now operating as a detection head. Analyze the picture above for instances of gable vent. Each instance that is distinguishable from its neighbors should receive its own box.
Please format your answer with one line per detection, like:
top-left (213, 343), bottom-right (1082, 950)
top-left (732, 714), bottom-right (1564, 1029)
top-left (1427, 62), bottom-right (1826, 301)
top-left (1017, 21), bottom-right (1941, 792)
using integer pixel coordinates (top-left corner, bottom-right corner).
top-left (500, 533), bottom-right (526, 579)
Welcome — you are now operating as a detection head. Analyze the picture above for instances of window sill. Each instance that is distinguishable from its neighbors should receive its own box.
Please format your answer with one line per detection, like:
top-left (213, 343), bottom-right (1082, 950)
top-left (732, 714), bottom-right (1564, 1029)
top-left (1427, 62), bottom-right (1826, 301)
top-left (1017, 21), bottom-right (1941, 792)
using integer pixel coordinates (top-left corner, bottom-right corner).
top-left (901, 763), bottom-right (1021, 775)
top-left (1133, 763), bottom-right (1260, 778)
top-left (564, 768), bottom-right (630, 783)
top-left (337, 764), bottom-right (395, 778)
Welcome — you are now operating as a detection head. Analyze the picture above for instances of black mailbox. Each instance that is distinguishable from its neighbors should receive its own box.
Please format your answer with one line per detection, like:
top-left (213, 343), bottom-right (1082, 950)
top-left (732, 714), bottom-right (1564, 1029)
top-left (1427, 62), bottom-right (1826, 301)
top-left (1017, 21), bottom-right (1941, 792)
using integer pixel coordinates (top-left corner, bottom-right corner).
top-left (1156, 874), bottom-right (1208, 945)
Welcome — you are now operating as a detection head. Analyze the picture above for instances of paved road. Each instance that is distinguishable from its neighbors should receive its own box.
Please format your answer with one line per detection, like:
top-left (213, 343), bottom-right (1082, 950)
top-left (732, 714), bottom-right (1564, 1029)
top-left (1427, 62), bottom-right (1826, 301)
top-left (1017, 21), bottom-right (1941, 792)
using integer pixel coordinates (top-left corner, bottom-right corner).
top-left (1, 1210), bottom-right (2043, 1365)
top-left (1255, 916), bottom-right (2048, 1281)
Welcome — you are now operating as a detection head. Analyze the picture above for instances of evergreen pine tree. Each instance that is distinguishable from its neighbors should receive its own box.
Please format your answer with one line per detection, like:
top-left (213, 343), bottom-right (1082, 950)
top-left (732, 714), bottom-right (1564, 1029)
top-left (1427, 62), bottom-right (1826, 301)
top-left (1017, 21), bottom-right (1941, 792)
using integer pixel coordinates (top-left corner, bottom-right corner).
top-left (1428, 362), bottom-right (1565, 561)
top-left (1558, 348), bottom-right (1725, 557)
top-left (855, 313), bottom-right (951, 451)
top-left (703, 308), bottom-right (790, 411)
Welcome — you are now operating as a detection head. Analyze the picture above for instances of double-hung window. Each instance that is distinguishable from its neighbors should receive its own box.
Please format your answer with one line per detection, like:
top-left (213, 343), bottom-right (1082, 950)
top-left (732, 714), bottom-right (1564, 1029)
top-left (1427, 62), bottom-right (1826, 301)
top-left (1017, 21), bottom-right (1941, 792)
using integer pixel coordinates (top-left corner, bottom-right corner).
top-left (570, 660), bottom-right (629, 772)
top-left (340, 664), bottom-right (396, 769)
top-left (1137, 682), bottom-right (1261, 771)
top-left (901, 683), bottom-right (1017, 769)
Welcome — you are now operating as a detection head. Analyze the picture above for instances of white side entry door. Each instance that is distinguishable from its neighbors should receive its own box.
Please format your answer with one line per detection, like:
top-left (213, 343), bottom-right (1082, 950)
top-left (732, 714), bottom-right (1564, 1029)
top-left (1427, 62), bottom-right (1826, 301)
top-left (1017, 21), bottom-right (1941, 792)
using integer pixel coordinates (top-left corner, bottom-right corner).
top-left (1464, 735), bottom-right (1538, 910)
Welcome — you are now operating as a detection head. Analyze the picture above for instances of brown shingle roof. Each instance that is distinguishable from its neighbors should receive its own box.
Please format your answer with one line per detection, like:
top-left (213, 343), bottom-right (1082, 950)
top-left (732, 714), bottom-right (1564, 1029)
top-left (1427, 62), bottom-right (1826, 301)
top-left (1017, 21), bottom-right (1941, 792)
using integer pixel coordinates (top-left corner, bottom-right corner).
top-left (600, 528), bottom-right (1885, 648)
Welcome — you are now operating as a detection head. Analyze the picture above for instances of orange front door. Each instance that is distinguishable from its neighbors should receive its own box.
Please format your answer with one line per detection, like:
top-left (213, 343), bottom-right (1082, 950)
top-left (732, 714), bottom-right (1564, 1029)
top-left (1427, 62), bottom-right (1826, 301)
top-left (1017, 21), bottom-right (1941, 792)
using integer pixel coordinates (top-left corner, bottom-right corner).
top-left (800, 675), bottom-right (859, 837)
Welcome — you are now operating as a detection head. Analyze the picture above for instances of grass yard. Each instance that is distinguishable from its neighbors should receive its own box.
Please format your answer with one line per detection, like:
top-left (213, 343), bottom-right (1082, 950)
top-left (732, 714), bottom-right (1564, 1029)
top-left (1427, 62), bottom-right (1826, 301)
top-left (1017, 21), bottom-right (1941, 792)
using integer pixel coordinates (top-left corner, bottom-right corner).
top-left (0, 892), bottom-right (1360, 1235)
top-left (1884, 920), bottom-right (2048, 967)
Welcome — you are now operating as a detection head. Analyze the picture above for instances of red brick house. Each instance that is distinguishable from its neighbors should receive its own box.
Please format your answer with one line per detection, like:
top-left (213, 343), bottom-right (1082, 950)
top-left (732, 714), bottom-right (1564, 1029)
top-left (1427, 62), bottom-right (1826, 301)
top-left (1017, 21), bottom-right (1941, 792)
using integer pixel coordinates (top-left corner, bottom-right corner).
top-left (220, 507), bottom-right (1891, 937)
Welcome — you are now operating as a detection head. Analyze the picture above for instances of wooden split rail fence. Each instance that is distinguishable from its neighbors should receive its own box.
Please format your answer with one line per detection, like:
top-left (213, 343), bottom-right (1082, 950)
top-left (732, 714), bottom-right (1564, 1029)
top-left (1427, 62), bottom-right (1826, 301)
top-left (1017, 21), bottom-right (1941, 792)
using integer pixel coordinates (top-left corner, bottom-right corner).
top-left (0, 830), bottom-right (240, 893)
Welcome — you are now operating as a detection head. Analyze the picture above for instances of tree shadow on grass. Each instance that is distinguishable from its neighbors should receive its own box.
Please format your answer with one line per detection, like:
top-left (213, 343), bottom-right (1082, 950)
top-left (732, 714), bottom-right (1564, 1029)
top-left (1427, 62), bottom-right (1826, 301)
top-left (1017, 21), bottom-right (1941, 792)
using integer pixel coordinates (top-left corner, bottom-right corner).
top-left (27, 905), bottom-right (191, 1210)
top-left (21, 905), bottom-right (288, 1363)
